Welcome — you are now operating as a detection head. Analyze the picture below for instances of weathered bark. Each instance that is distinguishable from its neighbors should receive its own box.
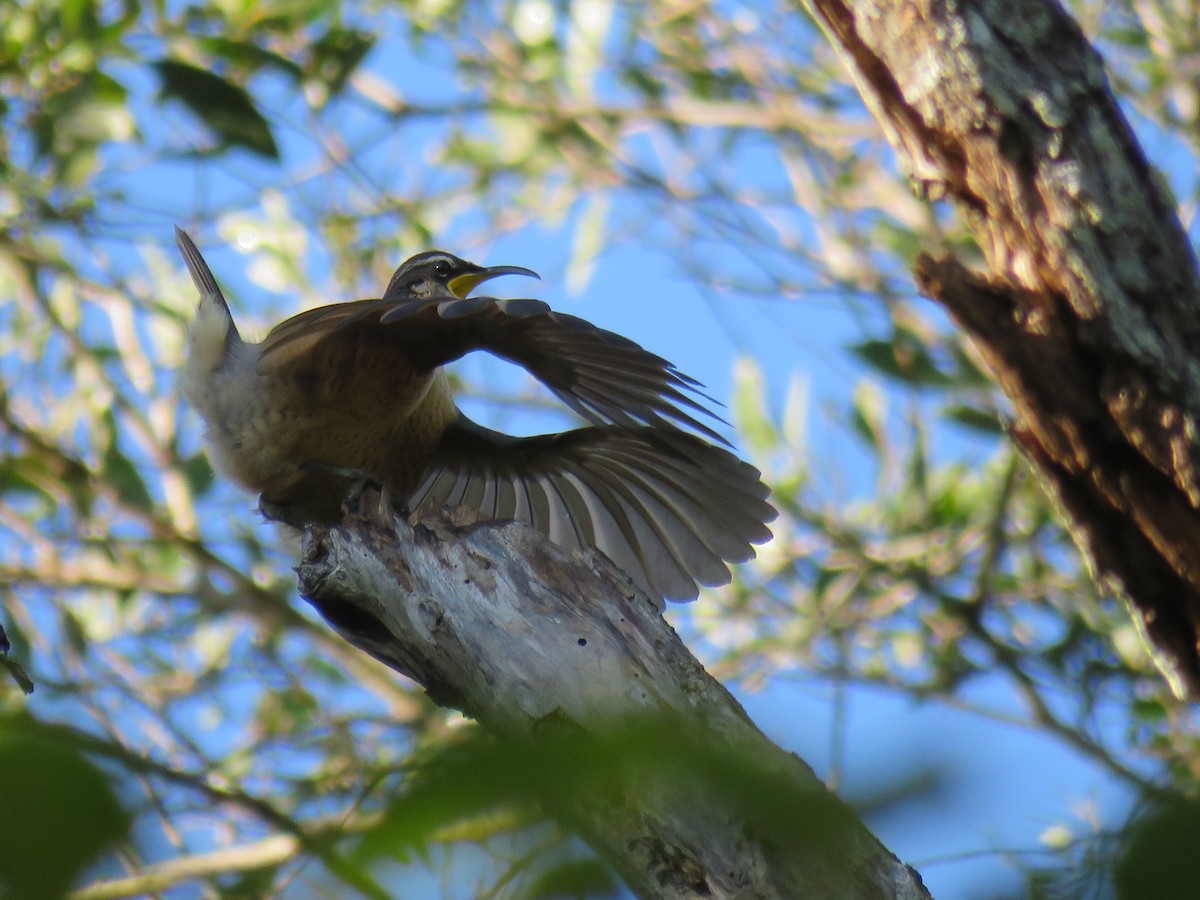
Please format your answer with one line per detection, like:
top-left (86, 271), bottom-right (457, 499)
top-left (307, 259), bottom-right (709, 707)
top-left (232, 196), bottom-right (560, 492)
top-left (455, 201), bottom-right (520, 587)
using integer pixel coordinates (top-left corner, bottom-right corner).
top-left (297, 494), bottom-right (930, 900)
top-left (801, 0), bottom-right (1200, 696)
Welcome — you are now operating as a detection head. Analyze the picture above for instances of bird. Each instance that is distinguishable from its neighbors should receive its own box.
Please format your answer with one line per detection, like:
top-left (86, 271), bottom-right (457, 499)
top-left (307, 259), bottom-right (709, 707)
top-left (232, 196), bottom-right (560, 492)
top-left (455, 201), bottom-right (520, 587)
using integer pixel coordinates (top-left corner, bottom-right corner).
top-left (175, 226), bottom-right (775, 605)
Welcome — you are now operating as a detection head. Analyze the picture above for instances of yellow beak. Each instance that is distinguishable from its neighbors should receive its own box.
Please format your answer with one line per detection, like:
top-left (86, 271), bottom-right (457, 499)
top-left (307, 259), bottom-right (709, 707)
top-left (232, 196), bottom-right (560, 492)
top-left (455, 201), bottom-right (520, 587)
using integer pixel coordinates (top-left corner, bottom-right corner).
top-left (449, 264), bottom-right (540, 299)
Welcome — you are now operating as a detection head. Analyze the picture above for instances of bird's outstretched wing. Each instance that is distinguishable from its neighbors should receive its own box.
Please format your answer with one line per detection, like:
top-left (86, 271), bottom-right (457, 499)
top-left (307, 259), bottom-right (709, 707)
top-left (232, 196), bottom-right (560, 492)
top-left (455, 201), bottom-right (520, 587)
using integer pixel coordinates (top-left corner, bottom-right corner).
top-left (409, 416), bottom-right (775, 603)
top-left (256, 295), bottom-right (728, 445)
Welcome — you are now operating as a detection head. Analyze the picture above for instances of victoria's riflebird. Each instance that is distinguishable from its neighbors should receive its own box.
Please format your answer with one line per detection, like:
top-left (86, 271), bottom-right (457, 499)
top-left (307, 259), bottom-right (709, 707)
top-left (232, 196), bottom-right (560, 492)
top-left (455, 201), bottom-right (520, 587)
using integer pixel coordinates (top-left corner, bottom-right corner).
top-left (176, 227), bottom-right (775, 604)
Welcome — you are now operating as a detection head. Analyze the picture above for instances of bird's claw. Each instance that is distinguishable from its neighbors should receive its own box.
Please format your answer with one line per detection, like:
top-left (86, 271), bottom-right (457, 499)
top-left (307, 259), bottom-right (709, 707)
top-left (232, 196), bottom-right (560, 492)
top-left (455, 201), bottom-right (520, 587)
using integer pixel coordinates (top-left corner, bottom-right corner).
top-left (298, 459), bottom-right (410, 519)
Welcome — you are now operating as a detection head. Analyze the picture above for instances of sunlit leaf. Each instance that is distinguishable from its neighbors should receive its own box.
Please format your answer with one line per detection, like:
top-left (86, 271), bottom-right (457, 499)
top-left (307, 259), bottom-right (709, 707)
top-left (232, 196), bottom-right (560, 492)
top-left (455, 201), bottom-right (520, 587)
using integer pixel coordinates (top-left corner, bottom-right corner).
top-left (566, 192), bottom-right (608, 294)
top-left (59, 0), bottom-right (99, 37)
top-left (850, 380), bottom-right (886, 451)
top-left (732, 357), bottom-right (777, 454)
top-left (30, 71), bottom-right (133, 183)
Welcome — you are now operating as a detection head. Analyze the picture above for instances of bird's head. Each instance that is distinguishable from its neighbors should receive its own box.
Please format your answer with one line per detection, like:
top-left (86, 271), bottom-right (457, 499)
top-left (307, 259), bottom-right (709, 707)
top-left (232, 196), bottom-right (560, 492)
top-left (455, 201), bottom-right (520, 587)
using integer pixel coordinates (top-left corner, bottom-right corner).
top-left (383, 251), bottom-right (540, 300)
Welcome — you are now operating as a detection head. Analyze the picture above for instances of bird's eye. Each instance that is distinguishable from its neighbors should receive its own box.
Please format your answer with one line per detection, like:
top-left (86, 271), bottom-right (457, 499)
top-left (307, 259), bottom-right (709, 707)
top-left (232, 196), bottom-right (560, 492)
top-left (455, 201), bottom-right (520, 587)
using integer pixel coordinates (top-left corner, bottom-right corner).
top-left (434, 261), bottom-right (449, 277)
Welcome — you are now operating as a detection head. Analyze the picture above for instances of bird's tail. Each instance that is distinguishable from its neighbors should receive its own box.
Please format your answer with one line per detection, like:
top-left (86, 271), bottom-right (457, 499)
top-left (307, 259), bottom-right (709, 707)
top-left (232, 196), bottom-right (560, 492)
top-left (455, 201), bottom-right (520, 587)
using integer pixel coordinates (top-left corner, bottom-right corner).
top-left (174, 226), bottom-right (240, 345)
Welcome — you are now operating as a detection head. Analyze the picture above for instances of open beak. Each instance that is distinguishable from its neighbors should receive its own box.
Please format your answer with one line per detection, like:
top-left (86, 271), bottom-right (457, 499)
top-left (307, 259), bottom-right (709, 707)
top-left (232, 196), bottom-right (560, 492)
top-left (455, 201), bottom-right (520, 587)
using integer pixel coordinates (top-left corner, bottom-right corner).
top-left (449, 264), bottom-right (540, 299)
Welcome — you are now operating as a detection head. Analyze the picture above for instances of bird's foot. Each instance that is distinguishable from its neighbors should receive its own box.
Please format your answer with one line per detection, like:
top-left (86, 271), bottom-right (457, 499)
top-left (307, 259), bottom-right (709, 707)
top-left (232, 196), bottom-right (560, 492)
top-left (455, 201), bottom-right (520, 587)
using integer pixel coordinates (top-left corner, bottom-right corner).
top-left (258, 495), bottom-right (304, 526)
top-left (298, 459), bottom-right (410, 519)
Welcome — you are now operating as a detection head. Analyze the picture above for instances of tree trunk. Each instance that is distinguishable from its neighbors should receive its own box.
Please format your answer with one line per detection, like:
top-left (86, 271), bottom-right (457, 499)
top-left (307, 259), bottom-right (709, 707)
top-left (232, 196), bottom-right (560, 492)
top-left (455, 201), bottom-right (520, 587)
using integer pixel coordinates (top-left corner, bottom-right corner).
top-left (801, 0), bottom-right (1200, 696)
top-left (297, 495), bottom-right (931, 899)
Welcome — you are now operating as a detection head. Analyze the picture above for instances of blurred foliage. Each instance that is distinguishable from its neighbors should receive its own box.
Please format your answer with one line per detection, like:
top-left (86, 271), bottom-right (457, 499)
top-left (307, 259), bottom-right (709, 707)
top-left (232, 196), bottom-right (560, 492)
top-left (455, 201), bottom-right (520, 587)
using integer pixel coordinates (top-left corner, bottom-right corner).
top-left (351, 718), bottom-right (870, 896)
top-left (0, 715), bottom-right (129, 899)
top-left (0, 0), bottom-right (1197, 896)
top-left (1112, 798), bottom-right (1200, 899)
top-left (357, 720), bottom-right (859, 861)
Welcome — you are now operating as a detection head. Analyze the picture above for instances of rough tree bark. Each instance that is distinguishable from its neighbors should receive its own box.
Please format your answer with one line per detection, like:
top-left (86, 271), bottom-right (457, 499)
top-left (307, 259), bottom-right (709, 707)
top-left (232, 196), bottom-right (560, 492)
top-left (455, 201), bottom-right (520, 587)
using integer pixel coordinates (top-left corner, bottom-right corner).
top-left (801, 0), bottom-right (1200, 696)
top-left (298, 495), bottom-right (930, 900)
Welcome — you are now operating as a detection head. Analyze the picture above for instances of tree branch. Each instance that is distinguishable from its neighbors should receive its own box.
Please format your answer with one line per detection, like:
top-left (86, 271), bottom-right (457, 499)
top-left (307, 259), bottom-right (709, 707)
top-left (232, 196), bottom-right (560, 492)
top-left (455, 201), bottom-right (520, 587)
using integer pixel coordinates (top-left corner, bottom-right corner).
top-left (295, 494), bottom-right (931, 899)
top-left (802, 0), bottom-right (1200, 696)
top-left (70, 835), bottom-right (302, 900)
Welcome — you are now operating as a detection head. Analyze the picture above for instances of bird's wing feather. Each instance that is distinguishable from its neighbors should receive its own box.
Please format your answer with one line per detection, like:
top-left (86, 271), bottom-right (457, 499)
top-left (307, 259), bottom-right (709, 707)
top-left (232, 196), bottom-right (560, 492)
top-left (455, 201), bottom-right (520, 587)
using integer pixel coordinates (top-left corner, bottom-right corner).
top-left (256, 300), bottom-right (395, 371)
top-left (256, 295), bottom-right (728, 444)
top-left (408, 416), bottom-right (776, 605)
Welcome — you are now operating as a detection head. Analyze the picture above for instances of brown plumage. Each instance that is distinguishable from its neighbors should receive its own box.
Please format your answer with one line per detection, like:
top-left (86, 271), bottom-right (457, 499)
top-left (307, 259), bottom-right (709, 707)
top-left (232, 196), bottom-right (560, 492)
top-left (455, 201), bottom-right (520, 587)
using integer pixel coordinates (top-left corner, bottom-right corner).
top-left (176, 227), bottom-right (775, 604)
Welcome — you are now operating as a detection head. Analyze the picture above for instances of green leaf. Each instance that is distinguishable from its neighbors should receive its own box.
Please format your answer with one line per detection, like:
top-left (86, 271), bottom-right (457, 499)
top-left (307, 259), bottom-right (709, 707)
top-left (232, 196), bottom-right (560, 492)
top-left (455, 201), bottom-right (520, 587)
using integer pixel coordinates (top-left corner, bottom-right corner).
top-left (905, 418), bottom-right (927, 498)
top-left (30, 71), bottom-right (134, 183)
top-left (851, 339), bottom-right (905, 380)
top-left (198, 37), bottom-right (305, 80)
top-left (1116, 800), bottom-right (1200, 900)
top-left (0, 456), bottom-right (48, 500)
top-left (1107, 26), bottom-right (1148, 49)
top-left (949, 343), bottom-right (994, 387)
top-left (732, 357), bottom-right (777, 455)
top-left (566, 192), bottom-right (608, 293)
top-left (359, 721), bottom-right (858, 866)
top-left (851, 331), bottom-right (953, 387)
top-left (941, 403), bottom-right (1004, 434)
top-left (875, 219), bottom-right (923, 263)
top-left (154, 59), bottom-right (280, 159)
top-left (519, 858), bottom-right (618, 899)
top-left (102, 442), bottom-right (154, 511)
top-left (356, 731), bottom-right (536, 860)
top-left (623, 68), bottom-right (665, 103)
top-left (1130, 697), bottom-right (1167, 723)
top-left (854, 333), bottom-right (955, 386)
top-left (310, 27), bottom-right (375, 97)
top-left (1, 655), bottom-right (34, 695)
top-left (781, 373), bottom-right (809, 454)
top-left (850, 381), bottom-right (886, 451)
top-left (183, 452), bottom-right (215, 496)
top-left (258, 0), bottom-right (338, 24)
top-left (59, 0), bottom-right (99, 38)
top-left (0, 716), bottom-right (129, 899)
